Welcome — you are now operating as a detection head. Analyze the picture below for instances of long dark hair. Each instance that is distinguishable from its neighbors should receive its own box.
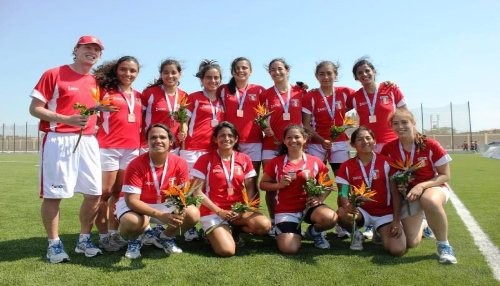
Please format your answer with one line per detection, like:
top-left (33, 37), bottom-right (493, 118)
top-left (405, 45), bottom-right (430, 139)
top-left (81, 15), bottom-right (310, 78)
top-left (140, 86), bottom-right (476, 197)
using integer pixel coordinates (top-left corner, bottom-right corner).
top-left (352, 57), bottom-right (376, 81)
top-left (227, 57), bottom-right (252, 94)
top-left (276, 124), bottom-right (308, 156)
top-left (94, 56), bottom-right (140, 90)
top-left (146, 58), bottom-right (182, 88)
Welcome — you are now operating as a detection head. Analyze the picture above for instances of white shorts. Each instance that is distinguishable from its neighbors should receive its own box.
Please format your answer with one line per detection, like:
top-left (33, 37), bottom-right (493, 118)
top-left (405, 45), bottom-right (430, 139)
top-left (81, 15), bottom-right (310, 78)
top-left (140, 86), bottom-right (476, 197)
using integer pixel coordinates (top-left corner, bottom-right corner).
top-left (179, 150), bottom-right (207, 171)
top-left (40, 132), bottom-right (101, 199)
top-left (275, 212), bottom-right (302, 224)
top-left (307, 142), bottom-right (350, 163)
top-left (200, 214), bottom-right (229, 231)
top-left (239, 142), bottom-right (262, 161)
top-left (115, 197), bottom-right (176, 222)
top-left (262, 149), bottom-right (278, 161)
top-left (100, 148), bottom-right (139, 171)
top-left (401, 184), bottom-right (451, 218)
top-left (357, 208), bottom-right (393, 230)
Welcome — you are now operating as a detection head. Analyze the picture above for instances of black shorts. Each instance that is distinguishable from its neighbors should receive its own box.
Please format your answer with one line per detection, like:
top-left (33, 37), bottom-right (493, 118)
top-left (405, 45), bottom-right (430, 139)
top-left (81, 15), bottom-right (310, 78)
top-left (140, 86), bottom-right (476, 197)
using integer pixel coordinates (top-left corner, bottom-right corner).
top-left (303, 204), bottom-right (325, 224)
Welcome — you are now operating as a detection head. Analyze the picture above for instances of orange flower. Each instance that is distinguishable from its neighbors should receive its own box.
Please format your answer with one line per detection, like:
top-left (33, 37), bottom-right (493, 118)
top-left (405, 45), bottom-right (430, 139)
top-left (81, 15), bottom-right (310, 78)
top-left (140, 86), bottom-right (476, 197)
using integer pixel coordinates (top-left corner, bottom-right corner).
top-left (349, 182), bottom-right (376, 205)
top-left (162, 182), bottom-right (191, 209)
top-left (91, 87), bottom-right (100, 103)
top-left (241, 189), bottom-right (260, 210)
top-left (317, 172), bottom-right (334, 188)
top-left (253, 103), bottom-right (268, 117)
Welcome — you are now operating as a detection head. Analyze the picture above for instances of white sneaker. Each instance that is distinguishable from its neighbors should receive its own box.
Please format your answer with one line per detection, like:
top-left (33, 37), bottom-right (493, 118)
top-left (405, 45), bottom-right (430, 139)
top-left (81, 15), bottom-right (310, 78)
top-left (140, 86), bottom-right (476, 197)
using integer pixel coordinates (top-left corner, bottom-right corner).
top-left (99, 235), bottom-right (120, 252)
top-left (307, 225), bottom-right (330, 249)
top-left (75, 237), bottom-right (103, 257)
top-left (46, 241), bottom-right (70, 263)
top-left (125, 239), bottom-right (142, 259)
top-left (335, 224), bottom-right (351, 239)
top-left (142, 227), bottom-right (164, 249)
top-left (350, 230), bottom-right (364, 251)
top-left (437, 244), bottom-right (457, 264)
top-left (110, 232), bottom-right (128, 249)
top-left (362, 225), bottom-right (374, 240)
top-left (157, 235), bottom-right (183, 255)
top-left (184, 227), bottom-right (200, 242)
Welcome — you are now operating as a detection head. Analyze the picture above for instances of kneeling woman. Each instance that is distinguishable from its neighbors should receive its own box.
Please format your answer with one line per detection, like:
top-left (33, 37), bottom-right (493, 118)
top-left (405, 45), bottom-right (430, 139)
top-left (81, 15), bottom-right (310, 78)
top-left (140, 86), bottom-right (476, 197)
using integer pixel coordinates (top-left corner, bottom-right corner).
top-left (336, 126), bottom-right (406, 256)
top-left (260, 125), bottom-right (337, 254)
top-left (190, 122), bottom-right (271, 257)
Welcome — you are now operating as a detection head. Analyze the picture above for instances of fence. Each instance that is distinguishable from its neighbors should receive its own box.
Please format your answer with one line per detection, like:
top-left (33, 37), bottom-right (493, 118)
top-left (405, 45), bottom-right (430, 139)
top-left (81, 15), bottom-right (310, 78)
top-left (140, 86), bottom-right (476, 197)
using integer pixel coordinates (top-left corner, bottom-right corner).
top-left (2, 101), bottom-right (500, 153)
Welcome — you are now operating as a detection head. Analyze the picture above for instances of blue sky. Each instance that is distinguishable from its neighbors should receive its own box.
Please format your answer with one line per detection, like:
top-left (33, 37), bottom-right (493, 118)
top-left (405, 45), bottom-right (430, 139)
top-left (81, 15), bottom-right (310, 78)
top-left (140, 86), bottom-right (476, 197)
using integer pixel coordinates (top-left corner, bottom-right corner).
top-left (1, 0), bottom-right (499, 131)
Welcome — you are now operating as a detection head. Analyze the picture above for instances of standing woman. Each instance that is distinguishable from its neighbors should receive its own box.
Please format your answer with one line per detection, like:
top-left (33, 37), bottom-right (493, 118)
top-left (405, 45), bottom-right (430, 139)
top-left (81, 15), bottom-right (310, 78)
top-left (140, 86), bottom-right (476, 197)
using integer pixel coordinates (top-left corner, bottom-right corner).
top-left (220, 57), bottom-right (265, 182)
top-left (260, 58), bottom-right (307, 232)
top-left (190, 122), bottom-right (271, 257)
top-left (351, 57), bottom-right (406, 153)
top-left (94, 56), bottom-right (143, 251)
top-left (336, 127), bottom-right (406, 256)
top-left (260, 125), bottom-right (337, 254)
top-left (302, 61), bottom-right (355, 173)
top-left (180, 59), bottom-right (225, 170)
top-left (141, 59), bottom-right (189, 154)
top-left (381, 109), bottom-right (457, 264)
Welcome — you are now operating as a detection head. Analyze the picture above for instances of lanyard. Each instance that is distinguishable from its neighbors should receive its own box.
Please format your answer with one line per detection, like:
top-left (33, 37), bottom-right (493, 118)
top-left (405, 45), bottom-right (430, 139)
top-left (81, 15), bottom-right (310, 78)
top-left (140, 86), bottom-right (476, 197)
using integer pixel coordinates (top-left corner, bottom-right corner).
top-left (118, 87), bottom-right (136, 114)
top-left (273, 85), bottom-right (291, 113)
top-left (357, 153), bottom-right (376, 188)
top-left (283, 153), bottom-right (307, 173)
top-left (362, 85), bottom-right (379, 117)
top-left (149, 156), bottom-right (168, 200)
top-left (161, 85), bottom-right (178, 113)
top-left (398, 141), bottom-right (415, 166)
top-left (203, 90), bottom-right (220, 120)
top-left (319, 87), bottom-right (336, 119)
top-left (217, 150), bottom-right (235, 188)
top-left (235, 86), bottom-right (248, 111)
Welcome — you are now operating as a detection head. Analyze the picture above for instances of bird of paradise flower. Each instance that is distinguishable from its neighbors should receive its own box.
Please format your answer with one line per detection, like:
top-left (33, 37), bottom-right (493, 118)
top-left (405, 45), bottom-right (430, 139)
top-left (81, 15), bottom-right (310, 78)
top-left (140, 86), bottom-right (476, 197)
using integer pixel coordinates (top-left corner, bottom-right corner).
top-left (388, 154), bottom-right (425, 215)
top-left (161, 181), bottom-right (203, 214)
top-left (348, 182), bottom-right (376, 245)
top-left (253, 103), bottom-right (280, 144)
top-left (330, 114), bottom-right (357, 140)
top-left (297, 171), bottom-right (335, 229)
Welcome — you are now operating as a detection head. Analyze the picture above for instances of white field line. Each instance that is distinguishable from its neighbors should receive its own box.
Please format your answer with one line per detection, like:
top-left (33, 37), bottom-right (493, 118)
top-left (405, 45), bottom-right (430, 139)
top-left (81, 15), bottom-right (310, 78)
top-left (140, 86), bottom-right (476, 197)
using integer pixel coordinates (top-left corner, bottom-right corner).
top-left (449, 190), bottom-right (500, 281)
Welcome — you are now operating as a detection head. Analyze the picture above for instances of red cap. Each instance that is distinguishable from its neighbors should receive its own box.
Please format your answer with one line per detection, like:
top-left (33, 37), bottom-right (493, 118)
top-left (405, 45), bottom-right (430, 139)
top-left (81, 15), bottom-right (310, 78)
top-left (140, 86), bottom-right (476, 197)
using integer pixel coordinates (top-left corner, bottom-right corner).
top-left (75, 35), bottom-right (104, 50)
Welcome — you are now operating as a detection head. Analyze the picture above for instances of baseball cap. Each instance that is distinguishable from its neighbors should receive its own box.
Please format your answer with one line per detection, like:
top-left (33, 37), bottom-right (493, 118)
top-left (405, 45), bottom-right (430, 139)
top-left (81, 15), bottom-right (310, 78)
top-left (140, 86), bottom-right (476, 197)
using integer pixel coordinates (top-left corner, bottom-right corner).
top-left (75, 35), bottom-right (104, 50)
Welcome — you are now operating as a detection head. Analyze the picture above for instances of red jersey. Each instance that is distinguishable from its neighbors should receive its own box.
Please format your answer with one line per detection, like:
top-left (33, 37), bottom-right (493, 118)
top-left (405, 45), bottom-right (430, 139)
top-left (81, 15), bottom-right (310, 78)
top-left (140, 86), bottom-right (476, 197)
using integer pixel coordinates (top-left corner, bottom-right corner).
top-left (260, 85), bottom-right (305, 151)
top-left (380, 138), bottom-right (452, 189)
top-left (220, 84), bottom-right (265, 143)
top-left (263, 153), bottom-right (329, 213)
top-left (140, 86), bottom-right (189, 147)
top-left (352, 82), bottom-right (406, 144)
top-left (30, 65), bottom-right (98, 135)
top-left (191, 151), bottom-right (256, 216)
top-left (122, 152), bottom-right (189, 204)
top-left (184, 91), bottom-right (225, 151)
top-left (336, 154), bottom-right (393, 216)
top-left (96, 88), bottom-right (142, 149)
top-left (302, 86), bottom-right (355, 143)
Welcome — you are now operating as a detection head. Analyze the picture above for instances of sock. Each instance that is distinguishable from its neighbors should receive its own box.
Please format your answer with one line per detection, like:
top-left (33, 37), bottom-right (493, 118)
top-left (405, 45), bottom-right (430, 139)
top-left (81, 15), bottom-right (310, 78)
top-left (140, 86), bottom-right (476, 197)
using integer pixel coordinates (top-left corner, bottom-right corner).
top-left (159, 232), bottom-right (174, 239)
top-left (109, 229), bottom-right (118, 235)
top-left (48, 238), bottom-right (60, 246)
top-left (79, 233), bottom-right (91, 242)
top-left (437, 240), bottom-right (449, 246)
top-left (99, 233), bottom-right (108, 240)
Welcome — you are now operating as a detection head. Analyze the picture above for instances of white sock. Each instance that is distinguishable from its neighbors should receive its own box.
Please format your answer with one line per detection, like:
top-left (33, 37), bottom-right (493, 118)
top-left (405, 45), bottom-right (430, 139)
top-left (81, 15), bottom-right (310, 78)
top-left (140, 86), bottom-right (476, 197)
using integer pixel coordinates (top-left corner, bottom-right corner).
top-left (79, 233), bottom-right (91, 241)
top-left (437, 240), bottom-right (449, 246)
top-left (48, 238), bottom-right (60, 246)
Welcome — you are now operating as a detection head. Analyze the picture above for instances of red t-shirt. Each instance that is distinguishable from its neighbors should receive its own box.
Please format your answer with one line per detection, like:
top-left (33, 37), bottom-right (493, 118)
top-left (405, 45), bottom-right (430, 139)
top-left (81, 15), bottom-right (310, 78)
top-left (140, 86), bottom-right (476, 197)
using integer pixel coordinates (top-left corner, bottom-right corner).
top-left (122, 152), bottom-right (189, 204)
top-left (220, 84), bottom-right (265, 143)
top-left (263, 153), bottom-right (329, 213)
top-left (351, 82), bottom-right (405, 144)
top-left (30, 65), bottom-right (99, 134)
top-left (336, 154), bottom-right (393, 216)
top-left (96, 88), bottom-right (142, 149)
top-left (302, 86), bottom-right (354, 143)
top-left (191, 151), bottom-right (256, 216)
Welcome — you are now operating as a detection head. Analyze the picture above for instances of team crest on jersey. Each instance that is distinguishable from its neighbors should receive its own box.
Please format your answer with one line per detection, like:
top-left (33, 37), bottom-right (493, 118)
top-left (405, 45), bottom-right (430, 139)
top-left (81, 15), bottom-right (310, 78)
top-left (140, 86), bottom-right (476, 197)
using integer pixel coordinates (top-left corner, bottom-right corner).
top-left (380, 96), bottom-right (389, 104)
top-left (417, 157), bottom-right (428, 167)
top-left (291, 99), bottom-right (300, 107)
top-left (372, 170), bottom-right (379, 180)
top-left (235, 166), bottom-right (242, 175)
top-left (336, 101), bottom-right (343, 110)
top-left (248, 94), bottom-right (257, 101)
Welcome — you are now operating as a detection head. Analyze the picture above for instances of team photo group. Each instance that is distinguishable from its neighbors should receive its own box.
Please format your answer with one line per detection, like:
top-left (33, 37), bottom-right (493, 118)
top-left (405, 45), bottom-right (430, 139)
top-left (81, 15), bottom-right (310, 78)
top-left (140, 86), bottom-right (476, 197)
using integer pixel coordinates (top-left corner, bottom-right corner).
top-left (29, 35), bottom-right (457, 265)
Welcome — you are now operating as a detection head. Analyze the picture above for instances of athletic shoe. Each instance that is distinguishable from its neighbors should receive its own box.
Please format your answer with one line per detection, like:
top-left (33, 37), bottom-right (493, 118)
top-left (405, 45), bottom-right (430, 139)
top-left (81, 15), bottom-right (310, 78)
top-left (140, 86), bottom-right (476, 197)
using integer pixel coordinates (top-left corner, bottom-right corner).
top-left (110, 232), bottom-right (128, 249)
top-left (268, 224), bottom-right (277, 237)
top-left (125, 239), bottom-right (142, 259)
top-left (350, 230), bottom-right (364, 251)
top-left (362, 225), bottom-right (374, 240)
top-left (437, 244), bottom-right (458, 264)
top-left (157, 234), bottom-right (183, 254)
top-left (423, 226), bottom-right (435, 239)
top-left (99, 235), bottom-right (120, 252)
top-left (142, 227), bottom-right (164, 249)
top-left (46, 241), bottom-right (70, 263)
top-left (184, 227), bottom-right (200, 242)
top-left (306, 225), bottom-right (331, 249)
top-left (335, 224), bottom-right (351, 239)
top-left (75, 237), bottom-right (103, 257)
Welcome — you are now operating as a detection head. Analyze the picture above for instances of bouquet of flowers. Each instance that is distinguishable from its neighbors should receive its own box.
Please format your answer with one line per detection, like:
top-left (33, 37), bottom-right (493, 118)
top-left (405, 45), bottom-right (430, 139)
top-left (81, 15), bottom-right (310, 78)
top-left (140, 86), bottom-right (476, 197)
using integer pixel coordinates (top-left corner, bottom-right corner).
top-left (170, 96), bottom-right (190, 149)
top-left (161, 181), bottom-right (203, 214)
top-left (72, 87), bottom-right (116, 153)
top-left (346, 182), bottom-right (376, 245)
top-left (231, 188), bottom-right (260, 213)
top-left (389, 156), bottom-right (425, 215)
top-left (253, 103), bottom-right (280, 144)
top-left (330, 115), bottom-right (357, 140)
top-left (297, 171), bottom-right (334, 229)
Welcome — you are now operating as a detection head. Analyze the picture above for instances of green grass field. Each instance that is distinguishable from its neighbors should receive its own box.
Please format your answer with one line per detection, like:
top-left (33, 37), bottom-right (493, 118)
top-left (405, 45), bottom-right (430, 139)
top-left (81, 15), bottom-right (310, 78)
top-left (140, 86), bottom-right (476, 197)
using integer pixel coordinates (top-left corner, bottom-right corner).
top-left (0, 153), bottom-right (498, 285)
